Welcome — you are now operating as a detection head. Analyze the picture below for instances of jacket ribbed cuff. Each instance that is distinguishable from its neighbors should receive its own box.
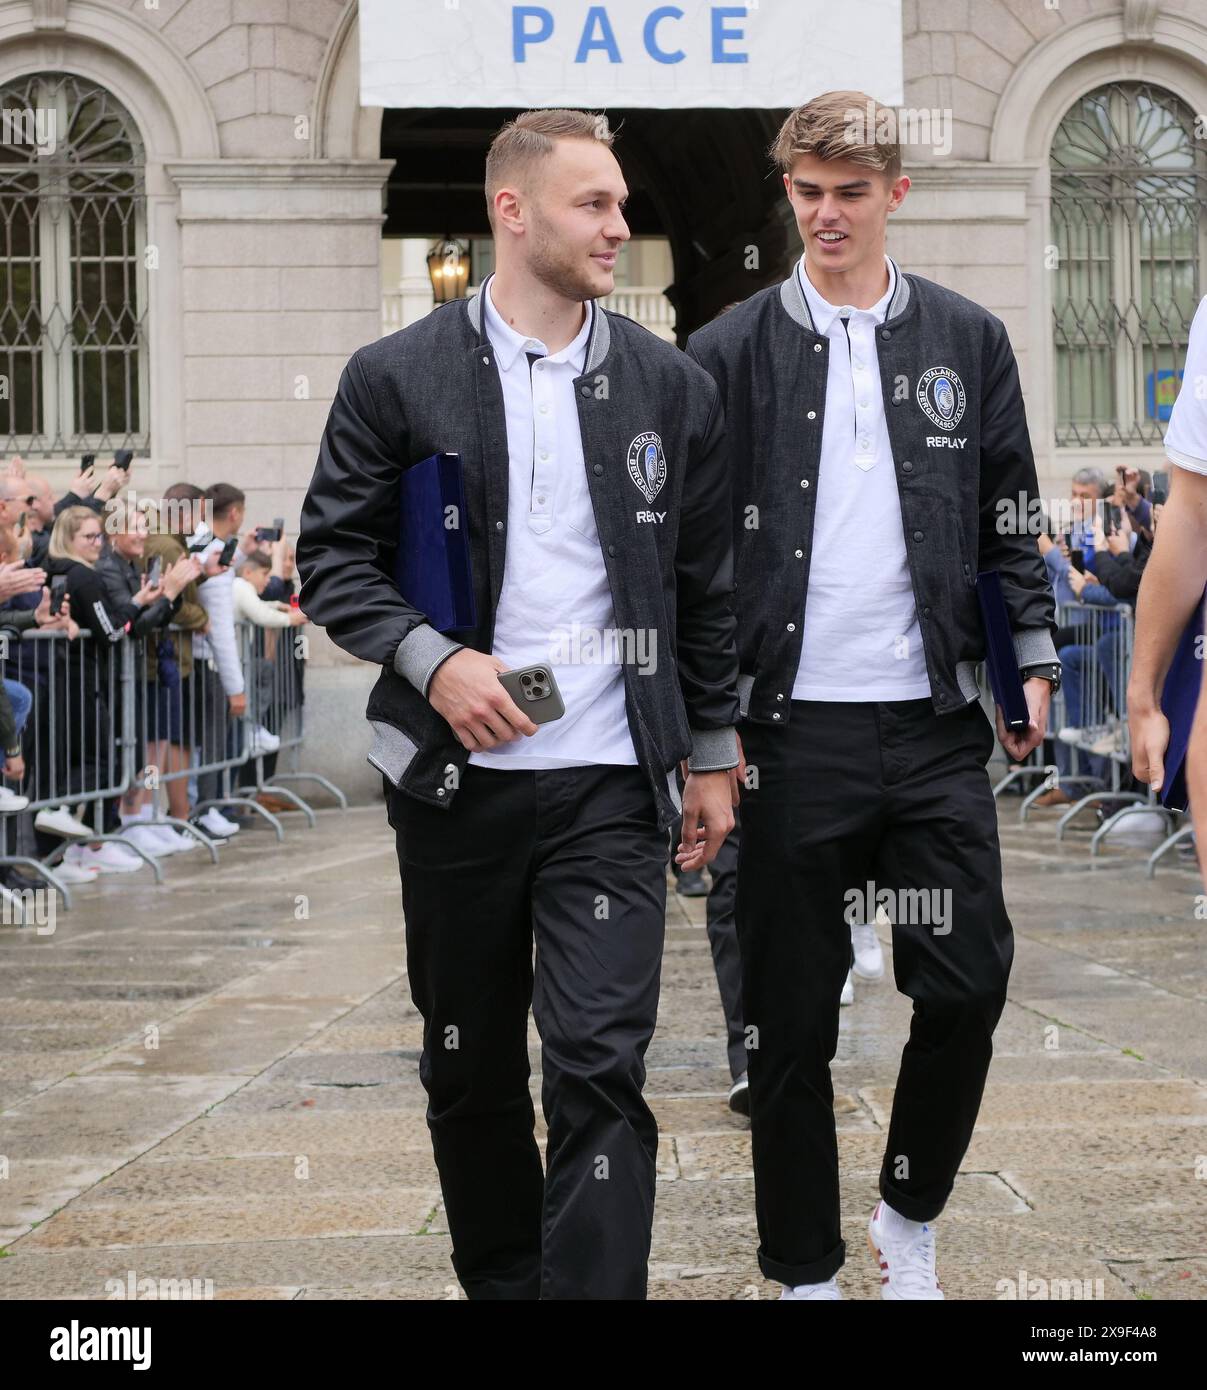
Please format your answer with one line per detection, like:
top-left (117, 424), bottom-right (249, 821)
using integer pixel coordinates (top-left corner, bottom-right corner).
top-left (1012, 627), bottom-right (1059, 671)
top-left (687, 725), bottom-right (740, 773)
top-left (393, 623), bottom-right (464, 697)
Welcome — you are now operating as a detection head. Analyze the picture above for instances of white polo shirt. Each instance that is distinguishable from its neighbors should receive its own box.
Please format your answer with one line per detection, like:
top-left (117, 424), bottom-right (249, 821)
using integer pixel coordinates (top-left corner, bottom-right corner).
top-left (1164, 294), bottom-right (1207, 474)
top-left (470, 280), bottom-right (638, 769)
top-left (792, 255), bottom-right (930, 702)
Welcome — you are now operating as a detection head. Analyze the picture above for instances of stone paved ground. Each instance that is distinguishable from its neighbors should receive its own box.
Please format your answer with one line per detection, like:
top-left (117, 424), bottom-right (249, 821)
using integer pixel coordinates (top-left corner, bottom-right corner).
top-left (0, 794), bottom-right (1205, 1300)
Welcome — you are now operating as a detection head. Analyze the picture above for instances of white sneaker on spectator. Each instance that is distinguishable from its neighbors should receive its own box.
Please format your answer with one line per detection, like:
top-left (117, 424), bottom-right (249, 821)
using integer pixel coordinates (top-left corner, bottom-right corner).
top-left (68, 842), bottom-right (144, 875)
top-left (35, 805), bottom-right (92, 838)
top-left (197, 808), bottom-right (240, 838)
top-left (868, 1200), bottom-right (944, 1300)
top-left (1089, 723), bottom-right (1124, 757)
top-left (780, 1278), bottom-right (843, 1300)
top-left (851, 923), bottom-right (884, 981)
top-left (52, 859), bottom-right (100, 884)
top-left (247, 724), bottom-right (281, 756)
top-left (1056, 726), bottom-right (1084, 745)
top-left (151, 824), bottom-right (199, 853)
top-left (0, 786), bottom-right (29, 812)
top-left (840, 970), bottom-right (854, 1006)
top-left (122, 824), bottom-right (179, 857)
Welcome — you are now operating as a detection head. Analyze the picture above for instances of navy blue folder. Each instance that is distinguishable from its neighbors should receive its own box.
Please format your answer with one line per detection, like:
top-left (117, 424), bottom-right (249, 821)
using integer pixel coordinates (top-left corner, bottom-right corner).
top-left (394, 451), bottom-right (476, 633)
top-left (976, 570), bottom-right (1030, 731)
top-left (1158, 588), bottom-right (1205, 812)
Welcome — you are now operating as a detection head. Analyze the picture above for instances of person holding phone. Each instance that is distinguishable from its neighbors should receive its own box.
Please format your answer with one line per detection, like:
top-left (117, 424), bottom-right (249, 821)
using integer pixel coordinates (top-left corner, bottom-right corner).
top-left (298, 109), bottom-right (740, 1300)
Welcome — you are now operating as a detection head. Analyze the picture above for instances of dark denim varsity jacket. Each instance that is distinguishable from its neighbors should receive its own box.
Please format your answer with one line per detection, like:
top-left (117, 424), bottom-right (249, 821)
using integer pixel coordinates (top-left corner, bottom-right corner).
top-left (685, 260), bottom-right (1059, 725)
top-left (297, 278), bottom-right (740, 832)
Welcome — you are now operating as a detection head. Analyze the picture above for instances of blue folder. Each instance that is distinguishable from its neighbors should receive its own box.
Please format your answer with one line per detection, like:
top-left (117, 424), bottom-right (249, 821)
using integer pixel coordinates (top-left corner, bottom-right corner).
top-left (1158, 588), bottom-right (1205, 812)
top-left (394, 451), bottom-right (476, 633)
top-left (976, 570), bottom-right (1030, 731)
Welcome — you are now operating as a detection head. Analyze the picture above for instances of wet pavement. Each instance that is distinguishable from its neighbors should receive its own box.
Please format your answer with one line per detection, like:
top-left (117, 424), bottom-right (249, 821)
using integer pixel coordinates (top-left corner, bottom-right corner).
top-left (0, 794), bottom-right (1204, 1300)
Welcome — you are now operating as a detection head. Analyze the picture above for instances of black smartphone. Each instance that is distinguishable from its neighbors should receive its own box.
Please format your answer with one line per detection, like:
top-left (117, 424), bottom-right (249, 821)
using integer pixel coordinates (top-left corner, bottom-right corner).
top-left (1069, 548), bottom-right (1086, 574)
top-left (218, 535), bottom-right (238, 567)
top-left (255, 526), bottom-right (282, 543)
top-left (80, 452), bottom-right (95, 478)
top-left (1152, 469), bottom-right (1169, 506)
top-left (1106, 504), bottom-right (1122, 534)
top-left (50, 575), bottom-right (67, 615)
top-left (148, 555), bottom-right (162, 587)
top-left (113, 449), bottom-right (133, 471)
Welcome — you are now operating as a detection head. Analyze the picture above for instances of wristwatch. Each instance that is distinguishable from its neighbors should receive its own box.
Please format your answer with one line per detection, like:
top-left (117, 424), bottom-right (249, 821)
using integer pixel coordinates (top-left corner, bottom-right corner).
top-left (1020, 662), bottom-right (1061, 695)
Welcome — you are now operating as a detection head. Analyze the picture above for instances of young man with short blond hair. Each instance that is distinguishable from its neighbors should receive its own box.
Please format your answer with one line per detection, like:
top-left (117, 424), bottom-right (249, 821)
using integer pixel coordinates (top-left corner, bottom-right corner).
top-left (299, 108), bottom-right (739, 1300)
top-left (688, 90), bottom-right (1058, 1300)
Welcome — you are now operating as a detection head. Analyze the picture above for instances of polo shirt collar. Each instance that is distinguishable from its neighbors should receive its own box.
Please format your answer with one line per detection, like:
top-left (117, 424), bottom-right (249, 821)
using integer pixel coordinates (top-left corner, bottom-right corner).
top-left (482, 273), bottom-right (593, 374)
top-left (796, 254), bottom-right (898, 335)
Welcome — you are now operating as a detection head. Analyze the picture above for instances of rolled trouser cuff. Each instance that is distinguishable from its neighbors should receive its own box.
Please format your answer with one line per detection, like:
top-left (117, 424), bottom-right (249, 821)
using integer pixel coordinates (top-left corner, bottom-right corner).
top-left (757, 1238), bottom-right (846, 1288)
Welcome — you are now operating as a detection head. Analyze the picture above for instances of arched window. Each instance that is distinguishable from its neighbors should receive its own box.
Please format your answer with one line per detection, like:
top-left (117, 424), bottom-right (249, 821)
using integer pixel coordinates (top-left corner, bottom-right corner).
top-left (1050, 82), bottom-right (1207, 447)
top-left (0, 72), bottom-right (147, 457)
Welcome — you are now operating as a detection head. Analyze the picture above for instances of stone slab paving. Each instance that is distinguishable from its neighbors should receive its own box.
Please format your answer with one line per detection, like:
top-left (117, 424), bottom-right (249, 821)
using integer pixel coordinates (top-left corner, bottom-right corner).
top-left (0, 797), bottom-right (1204, 1300)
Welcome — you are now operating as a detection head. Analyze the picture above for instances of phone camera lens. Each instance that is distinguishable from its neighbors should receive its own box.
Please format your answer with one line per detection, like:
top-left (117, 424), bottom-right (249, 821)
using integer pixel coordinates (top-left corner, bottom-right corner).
top-left (520, 673), bottom-right (532, 686)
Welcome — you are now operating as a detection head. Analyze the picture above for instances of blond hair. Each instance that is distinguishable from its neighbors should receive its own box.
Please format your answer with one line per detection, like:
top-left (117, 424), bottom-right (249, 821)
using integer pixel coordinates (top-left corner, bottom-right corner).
top-left (770, 91), bottom-right (902, 181)
top-left (485, 109), bottom-right (615, 226)
top-left (49, 505), bottom-right (103, 566)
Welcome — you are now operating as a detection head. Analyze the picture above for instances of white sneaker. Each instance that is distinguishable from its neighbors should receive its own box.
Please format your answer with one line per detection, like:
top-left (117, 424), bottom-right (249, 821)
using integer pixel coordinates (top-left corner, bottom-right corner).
top-left (248, 724), bottom-right (280, 756)
top-left (1056, 726), bottom-right (1084, 745)
top-left (197, 807), bottom-right (240, 837)
top-left (868, 1200), bottom-right (944, 1300)
top-left (851, 923), bottom-right (885, 981)
top-left (0, 785), bottom-right (29, 811)
top-left (780, 1277), bottom-right (843, 1300)
top-left (52, 859), bottom-right (100, 884)
top-left (150, 824), bottom-right (199, 853)
top-left (67, 842), bottom-right (144, 875)
top-left (840, 970), bottom-right (854, 1006)
top-left (1089, 723), bottom-right (1124, 757)
top-left (727, 1073), bottom-right (750, 1117)
top-left (35, 805), bottom-right (92, 838)
top-left (121, 823), bottom-right (180, 857)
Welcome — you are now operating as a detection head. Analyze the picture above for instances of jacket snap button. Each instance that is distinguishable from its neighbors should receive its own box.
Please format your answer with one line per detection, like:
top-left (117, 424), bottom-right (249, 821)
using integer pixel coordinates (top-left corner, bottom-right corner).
top-left (807, 410), bottom-right (817, 420)
top-left (800, 479), bottom-right (810, 489)
top-left (913, 530), bottom-right (924, 541)
top-left (902, 460), bottom-right (913, 472)
top-left (923, 606), bottom-right (932, 617)
top-left (880, 330), bottom-right (891, 340)
top-left (482, 356), bottom-right (490, 365)
top-left (794, 549), bottom-right (803, 558)
top-left (436, 787), bottom-right (446, 797)
top-left (938, 693), bottom-right (947, 705)
top-left (608, 544), bottom-right (616, 556)
top-left (593, 463), bottom-right (603, 475)
top-left (776, 693), bottom-right (784, 702)
top-left (786, 622), bottom-right (795, 632)
top-left (772, 712), bottom-right (782, 720)
top-left (496, 520), bottom-right (504, 531)
top-left (580, 385), bottom-right (591, 397)
top-left (813, 343), bottom-right (822, 353)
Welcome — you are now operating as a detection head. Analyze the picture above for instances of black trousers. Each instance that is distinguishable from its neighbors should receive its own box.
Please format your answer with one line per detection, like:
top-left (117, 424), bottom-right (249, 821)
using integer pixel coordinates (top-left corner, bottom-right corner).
top-left (388, 761), bottom-right (668, 1300)
top-left (736, 698), bottom-right (1014, 1286)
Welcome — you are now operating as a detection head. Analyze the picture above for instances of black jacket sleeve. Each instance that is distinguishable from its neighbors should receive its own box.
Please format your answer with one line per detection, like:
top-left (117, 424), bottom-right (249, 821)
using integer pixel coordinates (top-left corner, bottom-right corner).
top-left (673, 377), bottom-right (740, 767)
top-left (1092, 548), bottom-right (1144, 602)
top-left (297, 352), bottom-right (461, 690)
top-left (66, 564), bottom-right (129, 646)
top-left (977, 318), bottom-right (1057, 640)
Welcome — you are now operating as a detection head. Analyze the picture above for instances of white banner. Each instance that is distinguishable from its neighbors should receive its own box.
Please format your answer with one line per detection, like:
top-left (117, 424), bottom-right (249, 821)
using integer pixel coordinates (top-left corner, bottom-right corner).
top-left (360, 0), bottom-right (903, 110)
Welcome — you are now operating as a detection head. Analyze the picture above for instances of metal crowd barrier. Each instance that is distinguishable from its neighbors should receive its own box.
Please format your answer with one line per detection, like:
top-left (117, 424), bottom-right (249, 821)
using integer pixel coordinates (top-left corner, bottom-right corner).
top-left (0, 627), bottom-right (159, 910)
top-left (0, 609), bottom-right (341, 911)
top-left (224, 619), bottom-right (347, 825)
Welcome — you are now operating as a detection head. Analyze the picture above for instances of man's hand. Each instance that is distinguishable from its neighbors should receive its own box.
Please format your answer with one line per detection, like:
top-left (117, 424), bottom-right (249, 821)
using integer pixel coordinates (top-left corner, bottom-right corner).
top-left (427, 648), bottom-right (539, 751)
top-left (676, 770), bottom-right (736, 871)
top-left (1067, 565), bottom-right (1088, 598)
top-left (228, 692), bottom-right (247, 718)
top-left (6, 455), bottom-right (25, 478)
top-left (1129, 696), bottom-right (1169, 794)
top-left (162, 555), bottom-right (201, 600)
top-left (94, 464), bottom-right (127, 501)
top-left (996, 677), bottom-right (1051, 763)
top-left (4, 752), bottom-right (24, 781)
